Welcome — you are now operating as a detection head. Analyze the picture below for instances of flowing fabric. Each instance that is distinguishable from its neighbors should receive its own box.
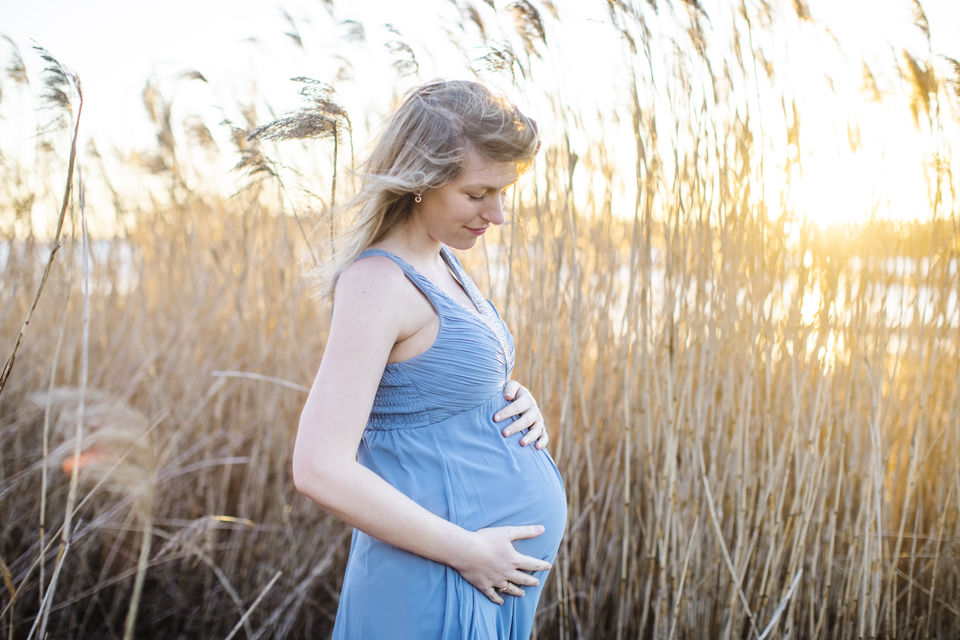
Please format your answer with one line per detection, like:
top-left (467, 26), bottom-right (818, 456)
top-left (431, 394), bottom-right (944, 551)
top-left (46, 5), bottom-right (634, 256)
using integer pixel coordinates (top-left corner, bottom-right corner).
top-left (331, 247), bottom-right (567, 640)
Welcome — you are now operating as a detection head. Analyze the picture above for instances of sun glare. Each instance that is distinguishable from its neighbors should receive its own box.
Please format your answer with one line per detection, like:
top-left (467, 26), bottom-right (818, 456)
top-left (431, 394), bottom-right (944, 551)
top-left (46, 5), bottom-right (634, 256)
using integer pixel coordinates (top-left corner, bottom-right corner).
top-left (745, 0), bottom-right (958, 231)
top-left (786, 99), bottom-right (936, 230)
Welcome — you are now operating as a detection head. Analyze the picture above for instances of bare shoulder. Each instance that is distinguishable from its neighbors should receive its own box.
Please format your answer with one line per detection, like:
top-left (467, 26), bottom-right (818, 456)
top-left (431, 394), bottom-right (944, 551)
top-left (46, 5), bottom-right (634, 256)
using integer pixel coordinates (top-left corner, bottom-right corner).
top-left (335, 255), bottom-right (409, 305)
top-left (331, 255), bottom-right (424, 336)
top-left (333, 255), bottom-right (436, 354)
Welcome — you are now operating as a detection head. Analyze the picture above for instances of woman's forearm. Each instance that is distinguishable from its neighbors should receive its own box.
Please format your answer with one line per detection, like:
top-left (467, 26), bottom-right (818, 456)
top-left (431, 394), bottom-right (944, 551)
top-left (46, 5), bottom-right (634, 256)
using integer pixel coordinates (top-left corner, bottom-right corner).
top-left (293, 452), bottom-right (549, 605)
top-left (293, 453), bottom-right (473, 570)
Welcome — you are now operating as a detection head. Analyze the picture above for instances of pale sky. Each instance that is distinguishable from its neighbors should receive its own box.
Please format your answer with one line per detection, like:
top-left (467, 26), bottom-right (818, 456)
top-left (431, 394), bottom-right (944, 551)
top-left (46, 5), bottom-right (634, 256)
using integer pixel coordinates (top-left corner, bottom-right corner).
top-left (2, 0), bottom-right (959, 227)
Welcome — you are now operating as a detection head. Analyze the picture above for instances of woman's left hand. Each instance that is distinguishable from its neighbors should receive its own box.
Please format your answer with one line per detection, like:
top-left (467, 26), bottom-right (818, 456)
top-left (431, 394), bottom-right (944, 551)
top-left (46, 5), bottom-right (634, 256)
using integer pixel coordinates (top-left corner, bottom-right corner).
top-left (494, 381), bottom-right (549, 449)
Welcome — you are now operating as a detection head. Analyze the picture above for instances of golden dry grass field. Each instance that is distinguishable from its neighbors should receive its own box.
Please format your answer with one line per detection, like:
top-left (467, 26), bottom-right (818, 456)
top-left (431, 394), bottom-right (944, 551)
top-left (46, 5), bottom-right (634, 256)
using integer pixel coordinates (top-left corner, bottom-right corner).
top-left (1, 1), bottom-right (959, 638)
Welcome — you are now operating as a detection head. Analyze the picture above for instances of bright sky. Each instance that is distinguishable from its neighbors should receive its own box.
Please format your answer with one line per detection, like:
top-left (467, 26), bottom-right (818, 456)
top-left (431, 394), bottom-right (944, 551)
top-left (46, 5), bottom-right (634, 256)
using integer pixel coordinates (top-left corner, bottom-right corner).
top-left (1, 0), bottom-right (958, 229)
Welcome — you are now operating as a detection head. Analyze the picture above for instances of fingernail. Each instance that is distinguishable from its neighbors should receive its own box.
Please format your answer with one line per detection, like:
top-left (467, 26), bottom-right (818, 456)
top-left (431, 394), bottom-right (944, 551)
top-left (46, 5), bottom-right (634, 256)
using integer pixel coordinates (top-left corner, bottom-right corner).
top-left (502, 429), bottom-right (509, 437)
top-left (494, 414), bottom-right (501, 421)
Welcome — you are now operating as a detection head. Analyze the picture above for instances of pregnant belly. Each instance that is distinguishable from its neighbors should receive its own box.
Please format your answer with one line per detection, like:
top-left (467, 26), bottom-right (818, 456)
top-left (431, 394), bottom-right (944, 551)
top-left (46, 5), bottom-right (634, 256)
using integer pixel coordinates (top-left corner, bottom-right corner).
top-left (359, 393), bottom-right (567, 561)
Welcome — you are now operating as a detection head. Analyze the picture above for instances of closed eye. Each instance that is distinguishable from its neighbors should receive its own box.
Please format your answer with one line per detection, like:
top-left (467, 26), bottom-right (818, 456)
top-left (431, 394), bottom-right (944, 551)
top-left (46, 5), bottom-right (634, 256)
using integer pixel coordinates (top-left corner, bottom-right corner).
top-left (468, 187), bottom-right (511, 202)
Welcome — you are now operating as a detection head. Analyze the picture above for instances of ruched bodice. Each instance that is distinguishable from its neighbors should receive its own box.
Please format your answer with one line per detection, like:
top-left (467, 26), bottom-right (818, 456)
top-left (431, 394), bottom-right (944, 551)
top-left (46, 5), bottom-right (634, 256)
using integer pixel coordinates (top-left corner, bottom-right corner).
top-left (332, 247), bottom-right (567, 640)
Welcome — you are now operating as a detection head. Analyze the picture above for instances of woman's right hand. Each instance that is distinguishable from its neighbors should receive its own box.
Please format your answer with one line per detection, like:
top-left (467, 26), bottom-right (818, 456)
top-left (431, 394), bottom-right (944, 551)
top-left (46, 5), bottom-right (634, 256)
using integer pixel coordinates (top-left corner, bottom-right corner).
top-left (451, 525), bottom-right (552, 605)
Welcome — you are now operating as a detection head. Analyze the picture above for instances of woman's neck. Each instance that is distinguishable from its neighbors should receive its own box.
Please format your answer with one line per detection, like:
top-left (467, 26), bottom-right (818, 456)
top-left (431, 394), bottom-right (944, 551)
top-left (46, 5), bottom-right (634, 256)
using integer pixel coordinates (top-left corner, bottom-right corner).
top-left (372, 222), bottom-right (445, 275)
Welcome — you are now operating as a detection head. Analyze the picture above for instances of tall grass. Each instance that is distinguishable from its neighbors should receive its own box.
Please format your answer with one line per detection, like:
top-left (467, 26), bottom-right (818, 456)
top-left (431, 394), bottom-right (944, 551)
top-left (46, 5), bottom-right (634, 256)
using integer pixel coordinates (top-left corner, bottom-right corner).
top-left (2, 1), bottom-right (959, 638)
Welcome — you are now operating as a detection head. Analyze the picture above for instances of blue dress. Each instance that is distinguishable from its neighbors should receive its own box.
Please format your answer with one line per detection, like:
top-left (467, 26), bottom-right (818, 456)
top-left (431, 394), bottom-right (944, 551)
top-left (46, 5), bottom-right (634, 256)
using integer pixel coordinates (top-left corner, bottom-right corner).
top-left (331, 247), bottom-right (567, 640)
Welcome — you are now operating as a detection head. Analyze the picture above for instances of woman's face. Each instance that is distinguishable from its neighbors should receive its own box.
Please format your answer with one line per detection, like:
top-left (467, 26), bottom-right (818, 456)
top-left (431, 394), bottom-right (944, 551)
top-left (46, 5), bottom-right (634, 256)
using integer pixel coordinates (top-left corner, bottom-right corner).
top-left (410, 147), bottom-right (520, 251)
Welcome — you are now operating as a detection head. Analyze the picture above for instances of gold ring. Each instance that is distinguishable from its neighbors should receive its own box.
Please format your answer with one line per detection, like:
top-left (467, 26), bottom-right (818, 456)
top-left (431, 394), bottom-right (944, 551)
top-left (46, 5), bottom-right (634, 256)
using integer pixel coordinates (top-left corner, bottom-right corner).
top-left (499, 583), bottom-right (511, 592)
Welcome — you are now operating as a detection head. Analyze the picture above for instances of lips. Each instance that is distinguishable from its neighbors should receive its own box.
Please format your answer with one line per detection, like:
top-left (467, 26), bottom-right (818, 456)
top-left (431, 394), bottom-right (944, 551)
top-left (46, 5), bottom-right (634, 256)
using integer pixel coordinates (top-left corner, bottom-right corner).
top-left (466, 227), bottom-right (487, 235)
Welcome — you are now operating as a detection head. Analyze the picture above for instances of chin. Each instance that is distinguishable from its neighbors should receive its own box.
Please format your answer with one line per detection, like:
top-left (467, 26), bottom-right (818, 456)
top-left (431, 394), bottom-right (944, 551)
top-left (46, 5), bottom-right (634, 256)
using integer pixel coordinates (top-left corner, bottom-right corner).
top-left (447, 236), bottom-right (480, 251)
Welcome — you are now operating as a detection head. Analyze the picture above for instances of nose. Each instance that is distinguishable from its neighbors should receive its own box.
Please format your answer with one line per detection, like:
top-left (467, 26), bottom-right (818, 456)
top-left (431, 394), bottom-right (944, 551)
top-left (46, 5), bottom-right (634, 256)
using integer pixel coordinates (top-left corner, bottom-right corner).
top-left (483, 194), bottom-right (506, 225)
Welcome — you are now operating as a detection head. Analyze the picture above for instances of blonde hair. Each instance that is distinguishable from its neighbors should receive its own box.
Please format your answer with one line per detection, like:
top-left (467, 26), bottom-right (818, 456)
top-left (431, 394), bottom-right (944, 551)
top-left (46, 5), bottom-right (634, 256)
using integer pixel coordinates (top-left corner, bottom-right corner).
top-left (311, 79), bottom-right (540, 301)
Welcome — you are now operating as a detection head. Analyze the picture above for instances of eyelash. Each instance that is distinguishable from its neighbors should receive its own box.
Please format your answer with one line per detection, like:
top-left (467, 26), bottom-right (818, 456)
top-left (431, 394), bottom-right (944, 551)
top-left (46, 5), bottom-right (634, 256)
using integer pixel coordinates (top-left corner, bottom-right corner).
top-left (469, 190), bottom-right (508, 202)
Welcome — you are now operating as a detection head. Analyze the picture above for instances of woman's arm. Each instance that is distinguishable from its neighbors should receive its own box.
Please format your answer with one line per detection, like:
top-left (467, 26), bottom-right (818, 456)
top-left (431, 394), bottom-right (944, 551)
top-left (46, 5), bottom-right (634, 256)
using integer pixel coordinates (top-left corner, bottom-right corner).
top-left (292, 258), bottom-right (550, 604)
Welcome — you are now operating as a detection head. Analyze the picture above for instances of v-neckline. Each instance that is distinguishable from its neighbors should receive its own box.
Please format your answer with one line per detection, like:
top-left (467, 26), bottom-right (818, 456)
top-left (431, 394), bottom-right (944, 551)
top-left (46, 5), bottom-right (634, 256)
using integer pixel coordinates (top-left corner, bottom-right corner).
top-left (437, 248), bottom-right (485, 320)
top-left (436, 248), bottom-right (511, 371)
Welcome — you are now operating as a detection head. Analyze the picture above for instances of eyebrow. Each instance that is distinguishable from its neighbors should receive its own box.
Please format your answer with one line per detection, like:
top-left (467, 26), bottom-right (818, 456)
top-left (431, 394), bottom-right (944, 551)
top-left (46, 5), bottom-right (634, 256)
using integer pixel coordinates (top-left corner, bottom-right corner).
top-left (462, 179), bottom-right (518, 192)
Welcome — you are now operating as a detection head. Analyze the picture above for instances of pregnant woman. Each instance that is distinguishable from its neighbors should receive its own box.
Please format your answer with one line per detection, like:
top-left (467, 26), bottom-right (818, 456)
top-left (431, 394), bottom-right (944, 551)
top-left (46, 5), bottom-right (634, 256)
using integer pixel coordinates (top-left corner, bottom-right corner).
top-left (293, 80), bottom-right (566, 639)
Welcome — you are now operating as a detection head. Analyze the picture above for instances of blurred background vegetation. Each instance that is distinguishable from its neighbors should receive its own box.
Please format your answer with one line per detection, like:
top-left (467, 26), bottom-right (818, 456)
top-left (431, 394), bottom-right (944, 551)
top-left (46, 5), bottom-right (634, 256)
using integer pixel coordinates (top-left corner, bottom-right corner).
top-left (1, 0), bottom-right (959, 638)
